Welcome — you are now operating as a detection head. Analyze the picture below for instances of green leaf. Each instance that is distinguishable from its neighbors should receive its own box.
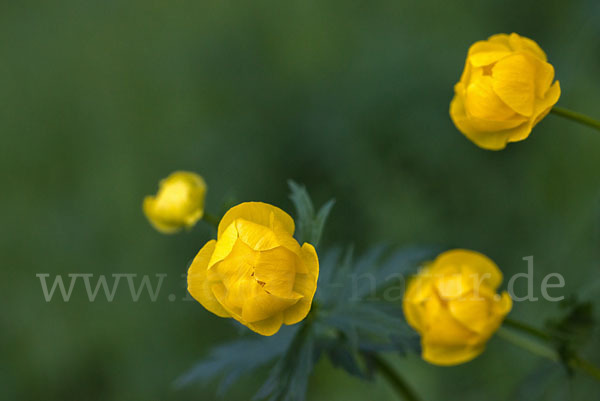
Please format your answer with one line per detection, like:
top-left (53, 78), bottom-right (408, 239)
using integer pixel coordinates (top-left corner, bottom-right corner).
top-left (547, 297), bottom-right (595, 346)
top-left (317, 336), bottom-right (366, 378)
top-left (316, 244), bottom-right (439, 306)
top-left (174, 327), bottom-right (296, 394)
top-left (253, 322), bottom-right (317, 401)
top-left (322, 302), bottom-right (419, 354)
top-left (288, 180), bottom-right (335, 247)
top-left (311, 244), bottom-right (434, 373)
top-left (312, 198), bottom-right (335, 245)
top-left (545, 297), bottom-right (596, 374)
top-left (178, 243), bottom-right (439, 400)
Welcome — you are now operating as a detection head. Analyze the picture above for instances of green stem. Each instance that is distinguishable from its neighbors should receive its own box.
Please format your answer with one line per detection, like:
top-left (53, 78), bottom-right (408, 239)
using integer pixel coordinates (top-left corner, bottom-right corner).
top-left (499, 319), bottom-right (600, 382)
top-left (569, 355), bottom-right (600, 381)
top-left (497, 327), bottom-right (559, 362)
top-left (503, 318), bottom-right (552, 341)
top-left (551, 106), bottom-right (600, 131)
top-left (202, 212), bottom-right (220, 228)
top-left (371, 354), bottom-right (423, 401)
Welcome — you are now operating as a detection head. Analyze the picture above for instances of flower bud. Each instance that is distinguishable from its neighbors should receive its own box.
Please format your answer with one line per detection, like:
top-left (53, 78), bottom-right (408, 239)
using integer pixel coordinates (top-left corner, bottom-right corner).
top-left (187, 202), bottom-right (319, 336)
top-left (143, 171), bottom-right (206, 234)
top-left (450, 33), bottom-right (560, 150)
top-left (403, 249), bottom-right (512, 365)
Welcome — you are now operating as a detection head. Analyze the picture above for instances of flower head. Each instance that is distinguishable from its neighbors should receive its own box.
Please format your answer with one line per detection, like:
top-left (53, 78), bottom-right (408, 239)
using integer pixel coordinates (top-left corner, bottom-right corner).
top-left (450, 33), bottom-right (560, 150)
top-left (187, 202), bottom-right (319, 336)
top-left (143, 171), bottom-right (206, 234)
top-left (403, 249), bottom-right (512, 366)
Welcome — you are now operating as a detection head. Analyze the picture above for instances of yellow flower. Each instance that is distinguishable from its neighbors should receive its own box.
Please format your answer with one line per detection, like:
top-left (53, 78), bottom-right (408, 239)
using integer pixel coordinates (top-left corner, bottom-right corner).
top-left (403, 249), bottom-right (512, 366)
top-left (450, 33), bottom-right (561, 150)
top-left (187, 202), bottom-right (319, 336)
top-left (143, 171), bottom-right (206, 234)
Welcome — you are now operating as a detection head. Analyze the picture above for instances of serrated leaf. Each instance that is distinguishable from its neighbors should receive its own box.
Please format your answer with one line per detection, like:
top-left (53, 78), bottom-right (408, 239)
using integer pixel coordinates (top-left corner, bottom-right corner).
top-left (317, 337), bottom-right (366, 378)
top-left (178, 241), bottom-right (439, 400)
top-left (288, 180), bottom-right (314, 242)
top-left (288, 180), bottom-right (335, 247)
top-left (316, 244), bottom-right (438, 306)
top-left (174, 326), bottom-right (296, 392)
top-left (547, 298), bottom-right (595, 346)
top-left (313, 244), bottom-right (434, 355)
top-left (362, 246), bottom-right (439, 299)
top-left (316, 246), bottom-right (353, 307)
top-left (253, 323), bottom-right (316, 401)
top-left (311, 199), bottom-right (335, 246)
top-left (315, 247), bottom-right (343, 295)
top-left (323, 302), bottom-right (418, 352)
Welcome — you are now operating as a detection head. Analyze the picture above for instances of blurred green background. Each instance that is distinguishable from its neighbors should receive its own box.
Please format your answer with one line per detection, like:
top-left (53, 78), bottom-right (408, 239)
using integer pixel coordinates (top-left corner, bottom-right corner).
top-left (2, 0), bottom-right (600, 400)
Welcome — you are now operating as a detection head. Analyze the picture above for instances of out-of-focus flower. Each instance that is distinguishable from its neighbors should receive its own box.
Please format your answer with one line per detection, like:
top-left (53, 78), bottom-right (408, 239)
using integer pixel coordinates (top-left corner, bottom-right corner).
top-left (450, 33), bottom-right (560, 150)
top-left (403, 249), bottom-right (512, 366)
top-left (187, 202), bottom-right (319, 336)
top-left (143, 171), bottom-right (206, 234)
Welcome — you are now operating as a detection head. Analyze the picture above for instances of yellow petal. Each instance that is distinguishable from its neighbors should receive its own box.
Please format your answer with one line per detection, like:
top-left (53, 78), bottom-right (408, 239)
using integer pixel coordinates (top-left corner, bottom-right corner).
top-left (465, 75), bottom-right (518, 121)
top-left (403, 300), bottom-right (425, 333)
top-left (247, 313), bottom-right (284, 336)
top-left (504, 81), bottom-right (560, 143)
top-left (242, 291), bottom-right (300, 323)
top-left (282, 244), bottom-right (319, 325)
top-left (456, 60), bottom-right (472, 89)
top-left (404, 268), bottom-right (435, 304)
top-left (299, 243), bottom-right (319, 277)
top-left (487, 33), bottom-right (511, 47)
top-left (451, 87), bottom-right (527, 137)
top-left (225, 272), bottom-right (263, 310)
top-left (273, 230), bottom-right (303, 255)
top-left (475, 291), bottom-right (513, 338)
top-left (218, 202), bottom-right (295, 239)
top-left (207, 221), bottom-right (239, 268)
top-left (449, 291), bottom-right (512, 343)
top-left (434, 273), bottom-right (475, 300)
top-left (451, 33), bottom-right (554, 151)
top-left (468, 40), bottom-right (511, 67)
top-left (491, 54), bottom-right (536, 116)
top-left (532, 81), bottom-right (561, 127)
top-left (508, 32), bottom-right (547, 61)
top-left (531, 57), bottom-right (555, 98)
top-left (450, 92), bottom-right (526, 150)
top-left (187, 240), bottom-right (231, 318)
top-left (422, 342), bottom-right (486, 366)
top-left (211, 240), bottom-right (256, 290)
top-left (235, 218), bottom-right (283, 251)
top-left (253, 246), bottom-right (298, 297)
top-left (448, 295), bottom-right (493, 334)
top-left (283, 274), bottom-right (316, 325)
top-left (404, 248), bottom-right (513, 366)
top-left (403, 280), bottom-right (435, 333)
top-left (143, 196), bottom-right (183, 233)
top-left (421, 297), bottom-right (476, 345)
top-left (211, 282), bottom-right (243, 320)
top-left (495, 291), bottom-right (513, 315)
top-left (434, 249), bottom-right (503, 290)
top-left (143, 171), bottom-right (206, 234)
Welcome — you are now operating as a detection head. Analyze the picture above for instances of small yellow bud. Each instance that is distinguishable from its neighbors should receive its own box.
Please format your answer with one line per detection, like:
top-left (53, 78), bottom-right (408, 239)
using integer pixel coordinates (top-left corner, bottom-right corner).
top-left (187, 202), bottom-right (319, 336)
top-left (403, 249), bottom-right (512, 366)
top-left (143, 171), bottom-right (206, 234)
top-left (450, 33), bottom-right (560, 150)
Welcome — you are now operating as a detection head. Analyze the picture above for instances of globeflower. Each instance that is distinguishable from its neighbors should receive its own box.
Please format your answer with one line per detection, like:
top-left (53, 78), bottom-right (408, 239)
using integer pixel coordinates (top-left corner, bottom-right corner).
top-left (403, 249), bottom-right (512, 366)
top-left (450, 33), bottom-right (561, 150)
top-left (187, 202), bottom-right (319, 336)
top-left (143, 171), bottom-right (206, 234)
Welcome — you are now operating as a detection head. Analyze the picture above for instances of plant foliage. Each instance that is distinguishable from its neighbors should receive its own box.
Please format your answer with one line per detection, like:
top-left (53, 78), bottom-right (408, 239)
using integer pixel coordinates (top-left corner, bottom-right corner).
top-left (175, 183), bottom-right (438, 400)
